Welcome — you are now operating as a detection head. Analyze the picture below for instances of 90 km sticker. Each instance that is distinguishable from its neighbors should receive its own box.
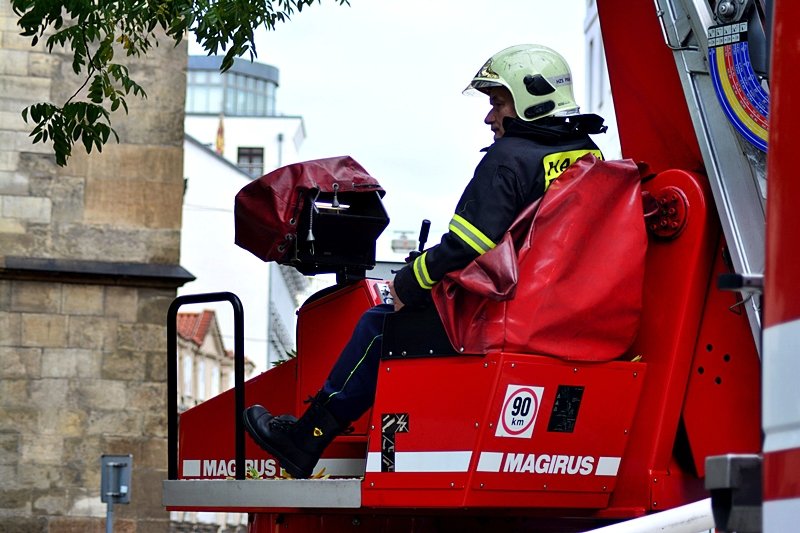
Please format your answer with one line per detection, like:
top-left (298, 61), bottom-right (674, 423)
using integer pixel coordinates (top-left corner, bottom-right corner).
top-left (495, 385), bottom-right (544, 439)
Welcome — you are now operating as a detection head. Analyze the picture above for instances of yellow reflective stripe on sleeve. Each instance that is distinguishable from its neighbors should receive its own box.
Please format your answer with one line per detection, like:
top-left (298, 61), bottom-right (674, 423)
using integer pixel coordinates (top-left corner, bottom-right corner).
top-left (449, 214), bottom-right (496, 255)
top-left (542, 149), bottom-right (604, 189)
top-left (412, 251), bottom-right (435, 290)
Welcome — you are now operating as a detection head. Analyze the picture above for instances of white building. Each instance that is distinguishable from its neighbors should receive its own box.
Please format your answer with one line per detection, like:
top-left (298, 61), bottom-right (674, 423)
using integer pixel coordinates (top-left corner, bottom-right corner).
top-left (180, 55), bottom-right (316, 371)
top-left (175, 56), bottom-right (316, 533)
top-left (184, 55), bottom-right (305, 175)
top-left (584, 0), bottom-right (622, 159)
top-left (180, 134), bottom-right (310, 372)
top-left (176, 309), bottom-right (256, 411)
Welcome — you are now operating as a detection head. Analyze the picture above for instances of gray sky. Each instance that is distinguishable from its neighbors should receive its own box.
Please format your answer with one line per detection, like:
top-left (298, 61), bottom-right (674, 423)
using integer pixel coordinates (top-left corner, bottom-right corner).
top-left (202, 0), bottom-right (590, 259)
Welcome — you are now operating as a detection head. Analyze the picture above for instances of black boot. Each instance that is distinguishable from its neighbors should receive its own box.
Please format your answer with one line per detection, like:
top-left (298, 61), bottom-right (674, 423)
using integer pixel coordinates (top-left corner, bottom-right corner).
top-left (241, 405), bottom-right (296, 442)
top-left (242, 393), bottom-right (346, 479)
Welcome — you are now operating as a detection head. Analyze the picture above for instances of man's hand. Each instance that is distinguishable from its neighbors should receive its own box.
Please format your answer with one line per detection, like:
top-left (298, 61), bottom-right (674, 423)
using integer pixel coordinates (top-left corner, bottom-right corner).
top-left (388, 281), bottom-right (405, 312)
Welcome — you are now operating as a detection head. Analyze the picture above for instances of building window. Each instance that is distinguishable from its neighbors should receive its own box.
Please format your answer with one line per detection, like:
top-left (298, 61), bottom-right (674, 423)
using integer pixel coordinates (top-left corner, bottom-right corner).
top-left (598, 40), bottom-right (607, 109)
top-left (186, 68), bottom-right (277, 117)
top-left (197, 360), bottom-right (206, 400)
top-left (211, 366), bottom-right (220, 397)
top-left (265, 83), bottom-right (275, 115)
top-left (183, 356), bottom-right (193, 396)
top-left (186, 70), bottom-right (224, 114)
top-left (217, 72), bottom-right (277, 116)
top-left (186, 56), bottom-right (281, 117)
top-left (237, 147), bottom-right (264, 178)
top-left (588, 38), bottom-right (595, 110)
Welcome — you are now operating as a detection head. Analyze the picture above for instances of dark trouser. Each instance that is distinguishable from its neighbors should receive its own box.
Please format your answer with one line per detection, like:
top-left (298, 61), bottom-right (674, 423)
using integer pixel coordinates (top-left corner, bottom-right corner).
top-left (320, 304), bottom-right (394, 423)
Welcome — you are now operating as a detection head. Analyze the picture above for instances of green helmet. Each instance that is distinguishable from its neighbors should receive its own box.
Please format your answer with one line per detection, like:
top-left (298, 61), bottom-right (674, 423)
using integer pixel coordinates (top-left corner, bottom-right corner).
top-left (465, 44), bottom-right (579, 121)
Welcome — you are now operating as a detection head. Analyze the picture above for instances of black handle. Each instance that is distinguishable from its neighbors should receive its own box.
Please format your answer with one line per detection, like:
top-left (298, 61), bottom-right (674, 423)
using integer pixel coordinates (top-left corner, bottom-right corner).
top-left (418, 219), bottom-right (431, 252)
top-left (405, 219), bottom-right (432, 263)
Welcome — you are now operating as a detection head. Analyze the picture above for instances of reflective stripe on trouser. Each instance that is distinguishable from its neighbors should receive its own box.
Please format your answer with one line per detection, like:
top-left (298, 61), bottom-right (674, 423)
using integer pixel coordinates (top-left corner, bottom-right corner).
top-left (449, 214), bottom-right (496, 255)
top-left (321, 304), bottom-right (394, 423)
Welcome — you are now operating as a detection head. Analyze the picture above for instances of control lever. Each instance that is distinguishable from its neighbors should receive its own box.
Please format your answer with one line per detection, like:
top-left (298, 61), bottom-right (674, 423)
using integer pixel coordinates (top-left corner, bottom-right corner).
top-left (392, 219), bottom-right (432, 274)
top-left (407, 219), bottom-right (431, 262)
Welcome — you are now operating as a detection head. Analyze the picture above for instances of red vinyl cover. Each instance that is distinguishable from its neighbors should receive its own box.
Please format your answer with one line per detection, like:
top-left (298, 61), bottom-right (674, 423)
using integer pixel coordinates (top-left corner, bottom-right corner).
top-left (432, 155), bottom-right (647, 361)
top-left (234, 156), bottom-right (384, 262)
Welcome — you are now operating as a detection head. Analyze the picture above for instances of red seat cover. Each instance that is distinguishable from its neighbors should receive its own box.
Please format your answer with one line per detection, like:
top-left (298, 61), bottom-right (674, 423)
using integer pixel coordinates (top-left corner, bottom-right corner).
top-left (433, 156), bottom-right (646, 361)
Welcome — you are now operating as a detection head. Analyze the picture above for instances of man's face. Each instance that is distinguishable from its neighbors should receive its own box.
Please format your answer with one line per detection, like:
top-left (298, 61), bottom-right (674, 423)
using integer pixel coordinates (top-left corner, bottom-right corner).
top-left (484, 86), bottom-right (517, 140)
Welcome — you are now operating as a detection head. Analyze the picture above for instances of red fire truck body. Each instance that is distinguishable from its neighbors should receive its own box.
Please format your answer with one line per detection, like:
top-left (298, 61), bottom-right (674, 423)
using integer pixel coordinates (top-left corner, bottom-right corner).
top-left (164, 1), bottom-right (800, 531)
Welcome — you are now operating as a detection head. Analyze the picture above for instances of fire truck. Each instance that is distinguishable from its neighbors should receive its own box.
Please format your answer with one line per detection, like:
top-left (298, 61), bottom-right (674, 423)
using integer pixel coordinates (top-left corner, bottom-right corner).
top-left (163, 0), bottom-right (799, 531)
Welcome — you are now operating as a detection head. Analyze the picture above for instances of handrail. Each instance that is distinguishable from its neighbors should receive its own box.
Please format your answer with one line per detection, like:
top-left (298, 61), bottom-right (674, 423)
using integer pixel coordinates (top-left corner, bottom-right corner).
top-left (167, 292), bottom-right (245, 480)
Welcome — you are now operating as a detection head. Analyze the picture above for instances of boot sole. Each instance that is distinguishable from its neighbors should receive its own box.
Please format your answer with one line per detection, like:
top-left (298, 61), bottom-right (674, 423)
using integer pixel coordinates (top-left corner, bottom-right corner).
top-left (242, 410), bottom-right (313, 479)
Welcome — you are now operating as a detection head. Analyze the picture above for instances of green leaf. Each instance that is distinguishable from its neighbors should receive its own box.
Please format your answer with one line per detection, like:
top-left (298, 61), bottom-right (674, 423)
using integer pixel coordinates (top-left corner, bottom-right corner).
top-left (87, 105), bottom-right (100, 123)
top-left (82, 130), bottom-right (93, 153)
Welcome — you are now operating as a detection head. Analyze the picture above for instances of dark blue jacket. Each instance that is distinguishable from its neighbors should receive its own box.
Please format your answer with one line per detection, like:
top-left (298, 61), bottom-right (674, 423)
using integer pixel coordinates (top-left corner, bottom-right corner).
top-left (393, 115), bottom-right (605, 307)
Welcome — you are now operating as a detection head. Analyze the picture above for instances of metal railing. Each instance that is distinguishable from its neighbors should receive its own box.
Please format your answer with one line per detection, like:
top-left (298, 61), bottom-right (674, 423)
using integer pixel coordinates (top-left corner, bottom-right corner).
top-left (167, 292), bottom-right (246, 480)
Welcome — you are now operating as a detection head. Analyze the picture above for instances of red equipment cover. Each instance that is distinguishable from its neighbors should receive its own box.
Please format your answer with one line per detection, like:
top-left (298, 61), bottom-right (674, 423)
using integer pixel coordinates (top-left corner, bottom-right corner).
top-left (234, 156), bottom-right (384, 262)
top-left (432, 155), bottom-right (646, 361)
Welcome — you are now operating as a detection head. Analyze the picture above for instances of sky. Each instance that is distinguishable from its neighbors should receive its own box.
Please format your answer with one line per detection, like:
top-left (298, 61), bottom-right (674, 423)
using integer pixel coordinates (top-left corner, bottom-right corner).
top-left (191, 0), bottom-right (594, 260)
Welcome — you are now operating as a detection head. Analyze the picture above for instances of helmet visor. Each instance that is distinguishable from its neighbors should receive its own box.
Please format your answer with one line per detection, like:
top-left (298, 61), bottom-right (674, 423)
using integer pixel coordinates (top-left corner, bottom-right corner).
top-left (462, 79), bottom-right (504, 96)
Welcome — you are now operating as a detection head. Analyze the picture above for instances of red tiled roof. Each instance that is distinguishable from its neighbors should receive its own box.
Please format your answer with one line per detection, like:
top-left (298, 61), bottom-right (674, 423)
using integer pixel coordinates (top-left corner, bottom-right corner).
top-left (176, 310), bottom-right (215, 346)
top-left (176, 311), bottom-right (255, 368)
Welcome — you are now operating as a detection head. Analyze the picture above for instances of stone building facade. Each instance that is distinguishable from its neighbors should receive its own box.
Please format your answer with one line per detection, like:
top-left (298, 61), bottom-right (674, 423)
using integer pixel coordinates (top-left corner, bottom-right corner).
top-left (0, 4), bottom-right (189, 532)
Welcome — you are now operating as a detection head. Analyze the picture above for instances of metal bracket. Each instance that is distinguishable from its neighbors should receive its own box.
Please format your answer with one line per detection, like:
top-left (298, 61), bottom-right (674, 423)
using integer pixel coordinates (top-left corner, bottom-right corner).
top-left (645, 186), bottom-right (689, 240)
top-left (653, 0), bottom-right (700, 51)
top-left (718, 272), bottom-right (764, 294)
top-left (706, 454), bottom-right (762, 533)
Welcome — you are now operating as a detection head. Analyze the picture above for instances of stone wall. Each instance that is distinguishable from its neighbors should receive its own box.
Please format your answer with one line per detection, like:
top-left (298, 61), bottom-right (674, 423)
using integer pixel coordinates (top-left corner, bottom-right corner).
top-left (0, 3), bottom-right (189, 532)
top-left (0, 281), bottom-right (177, 532)
top-left (0, 16), bottom-right (186, 262)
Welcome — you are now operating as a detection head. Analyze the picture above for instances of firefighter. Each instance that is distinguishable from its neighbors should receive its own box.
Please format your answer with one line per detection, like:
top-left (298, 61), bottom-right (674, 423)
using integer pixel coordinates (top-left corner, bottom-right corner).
top-left (243, 44), bottom-right (607, 479)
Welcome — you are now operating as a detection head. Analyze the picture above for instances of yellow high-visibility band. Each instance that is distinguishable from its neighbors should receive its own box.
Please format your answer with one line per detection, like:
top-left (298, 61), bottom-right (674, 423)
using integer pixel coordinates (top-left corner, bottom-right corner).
top-left (413, 251), bottom-right (435, 289)
top-left (449, 214), bottom-right (496, 255)
top-left (542, 149), bottom-right (603, 189)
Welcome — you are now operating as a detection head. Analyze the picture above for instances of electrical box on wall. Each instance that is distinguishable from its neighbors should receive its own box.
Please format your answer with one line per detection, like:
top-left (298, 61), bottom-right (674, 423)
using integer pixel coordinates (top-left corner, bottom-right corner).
top-left (101, 454), bottom-right (133, 505)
